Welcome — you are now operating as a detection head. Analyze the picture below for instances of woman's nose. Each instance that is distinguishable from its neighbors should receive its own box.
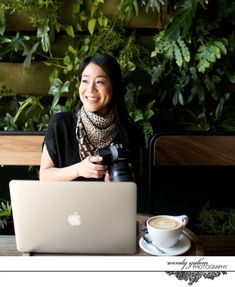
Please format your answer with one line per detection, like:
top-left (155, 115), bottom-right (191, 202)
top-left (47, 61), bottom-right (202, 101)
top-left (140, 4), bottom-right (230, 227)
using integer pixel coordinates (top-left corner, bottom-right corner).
top-left (87, 81), bottom-right (96, 91)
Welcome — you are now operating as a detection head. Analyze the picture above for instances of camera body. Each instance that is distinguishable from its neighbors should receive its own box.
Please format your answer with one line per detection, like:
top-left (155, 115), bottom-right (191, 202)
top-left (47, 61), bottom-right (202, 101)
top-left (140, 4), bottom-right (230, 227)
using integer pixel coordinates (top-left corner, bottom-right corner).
top-left (94, 143), bottom-right (132, 182)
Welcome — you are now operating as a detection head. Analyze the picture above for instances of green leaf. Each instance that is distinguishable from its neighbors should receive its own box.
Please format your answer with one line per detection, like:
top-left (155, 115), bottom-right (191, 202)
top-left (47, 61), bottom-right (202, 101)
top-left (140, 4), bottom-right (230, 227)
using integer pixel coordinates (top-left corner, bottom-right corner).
top-left (131, 109), bottom-right (144, 122)
top-left (0, 10), bottom-right (6, 36)
top-left (165, 0), bottom-right (208, 40)
top-left (0, 201), bottom-right (11, 217)
top-left (150, 64), bottom-right (164, 85)
top-left (173, 42), bottom-right (183, 67)
top-left (214, 40), bottom-right (227, 55)
top-left (55, 22), bottom-right (62, 33)
top-left (22, 41), bottom-right (40, 70)
top-left (177, 37), bottom-right (190, 62)
top-left (76, 23), bottom-right (82, 31)
top-left (152, 32), bottom-right (190, 67)
top-left (178, 92), bottom-right (184, 105)
top-left (143, 122), bottom-right (153, 148)
top-left (61, 81), bottom-right (70, 94)
top-left (90, 5), bottom-right (97, 18)
top-left (88, 18), bottom-right (96, 35)
top-left (49, 79), bottom-right (70, 113)
top-left (195, 39), bottom-right (227, 73)
top-left (97, 16), bottom-right (109, 27)
top-left (68, 45), bottom-right (77, 55)
top-left (173, 92), bottom-right (178, 106)
top-left (72, 0), bottom-right (81, 16)
top-left (0, 201), bottom-right (12, 230)
top-left (133, 0), bottom-right (139, 15)
top-left (13, 96), bottom-right (43, 124)
top-left (49, 78), bottom-right (63, 96)
top-left (66, 25), bottom-right (75, 38)
top-left (37, 18), bottom-right (50, 52)
top-left (145, 0), bottom-right (165, 13)
top-left (214, 93), bottom-right (230, 121)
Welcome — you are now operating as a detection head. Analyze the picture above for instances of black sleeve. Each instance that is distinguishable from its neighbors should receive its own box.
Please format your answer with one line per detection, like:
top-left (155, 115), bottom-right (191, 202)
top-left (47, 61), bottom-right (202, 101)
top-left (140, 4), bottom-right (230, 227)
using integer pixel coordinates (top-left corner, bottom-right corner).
top-left (44, 111), bottom-right (79, 168)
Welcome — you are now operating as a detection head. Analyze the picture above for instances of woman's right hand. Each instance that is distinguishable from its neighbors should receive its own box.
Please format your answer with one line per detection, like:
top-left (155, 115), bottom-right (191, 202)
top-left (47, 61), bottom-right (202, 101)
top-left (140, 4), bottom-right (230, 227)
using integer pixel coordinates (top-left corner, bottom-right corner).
top-left (40, 145), bottom-right (107, 181)
top-left (76, 155), bottom-right (107, 179)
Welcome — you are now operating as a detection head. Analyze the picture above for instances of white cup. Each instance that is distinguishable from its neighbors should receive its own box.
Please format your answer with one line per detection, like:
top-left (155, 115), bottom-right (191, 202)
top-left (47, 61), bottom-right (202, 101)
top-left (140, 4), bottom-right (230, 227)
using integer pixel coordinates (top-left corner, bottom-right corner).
top-left (147, 214), bottom-right (188, 248)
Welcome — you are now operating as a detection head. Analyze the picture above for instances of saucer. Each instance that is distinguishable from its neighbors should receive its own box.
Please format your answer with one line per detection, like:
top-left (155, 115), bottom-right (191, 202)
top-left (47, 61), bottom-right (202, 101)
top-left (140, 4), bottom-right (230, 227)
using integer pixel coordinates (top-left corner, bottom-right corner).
top-left (139, 233), bottom-right (191, 256)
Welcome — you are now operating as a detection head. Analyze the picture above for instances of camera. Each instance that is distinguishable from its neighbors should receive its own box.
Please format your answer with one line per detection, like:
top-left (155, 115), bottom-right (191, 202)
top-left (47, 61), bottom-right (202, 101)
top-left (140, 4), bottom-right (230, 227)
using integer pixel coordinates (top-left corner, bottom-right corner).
top-left (94, 143), bottom-right (132, 182)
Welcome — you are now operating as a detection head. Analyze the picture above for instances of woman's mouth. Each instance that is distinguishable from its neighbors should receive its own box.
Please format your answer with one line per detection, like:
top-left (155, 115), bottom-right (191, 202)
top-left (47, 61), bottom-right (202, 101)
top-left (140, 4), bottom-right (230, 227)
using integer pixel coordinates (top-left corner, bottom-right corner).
top-left (85, 96), bottom-right (99, 102)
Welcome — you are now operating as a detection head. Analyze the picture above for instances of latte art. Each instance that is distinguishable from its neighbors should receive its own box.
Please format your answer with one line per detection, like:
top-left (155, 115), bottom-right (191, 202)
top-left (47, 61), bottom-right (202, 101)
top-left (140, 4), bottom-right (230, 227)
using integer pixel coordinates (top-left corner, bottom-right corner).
top-left (147, 215), bottom-right (188, 248)
top-left (149, 217), bottom-right (181, 230)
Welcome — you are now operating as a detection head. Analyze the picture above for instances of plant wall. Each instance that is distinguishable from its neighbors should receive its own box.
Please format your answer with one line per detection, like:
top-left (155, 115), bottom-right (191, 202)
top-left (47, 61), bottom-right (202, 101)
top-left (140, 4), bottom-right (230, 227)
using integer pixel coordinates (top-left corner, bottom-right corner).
top-left (0, 0), bottom-right (234, 230)
top-left (0, 0), bottom-right (234, 146)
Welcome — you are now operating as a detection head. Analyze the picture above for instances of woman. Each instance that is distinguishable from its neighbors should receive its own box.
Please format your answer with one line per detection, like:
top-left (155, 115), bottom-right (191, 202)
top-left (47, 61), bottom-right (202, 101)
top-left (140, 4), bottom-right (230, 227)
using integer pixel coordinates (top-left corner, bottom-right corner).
top-left (40, 54), bottom-right (137, 181)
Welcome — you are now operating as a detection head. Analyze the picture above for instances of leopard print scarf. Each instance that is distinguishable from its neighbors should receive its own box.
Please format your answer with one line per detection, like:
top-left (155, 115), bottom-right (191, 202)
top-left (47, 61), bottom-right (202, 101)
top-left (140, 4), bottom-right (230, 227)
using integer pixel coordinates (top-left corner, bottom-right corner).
top-left (76, 106), bottom-right (118, 160)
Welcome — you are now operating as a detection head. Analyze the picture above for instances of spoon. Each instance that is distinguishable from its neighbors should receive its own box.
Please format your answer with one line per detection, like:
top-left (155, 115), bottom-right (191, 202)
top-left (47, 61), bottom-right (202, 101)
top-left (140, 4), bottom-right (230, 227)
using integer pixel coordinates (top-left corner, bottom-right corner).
top-left (143, 234), bottom-right (165, 255)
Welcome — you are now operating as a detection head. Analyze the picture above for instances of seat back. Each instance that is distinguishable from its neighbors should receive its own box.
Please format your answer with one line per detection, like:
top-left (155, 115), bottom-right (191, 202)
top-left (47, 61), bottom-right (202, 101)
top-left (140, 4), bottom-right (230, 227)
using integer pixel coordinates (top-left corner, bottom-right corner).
top-left (148, 132), bottom-right (235, 228)
top-left (151, 133), bottom-right (235, 167)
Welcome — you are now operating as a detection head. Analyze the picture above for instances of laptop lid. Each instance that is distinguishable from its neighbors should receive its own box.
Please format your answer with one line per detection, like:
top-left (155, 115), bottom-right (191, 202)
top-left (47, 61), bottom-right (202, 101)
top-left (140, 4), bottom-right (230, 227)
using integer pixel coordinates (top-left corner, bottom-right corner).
top-left (9, 180), bottom-right (137, 255)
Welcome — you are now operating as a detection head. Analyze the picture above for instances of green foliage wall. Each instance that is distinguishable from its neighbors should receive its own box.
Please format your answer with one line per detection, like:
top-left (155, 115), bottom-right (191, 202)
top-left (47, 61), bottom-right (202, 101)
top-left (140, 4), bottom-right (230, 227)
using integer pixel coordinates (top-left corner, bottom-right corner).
top-left (0, 0), bottom-right (234, 146)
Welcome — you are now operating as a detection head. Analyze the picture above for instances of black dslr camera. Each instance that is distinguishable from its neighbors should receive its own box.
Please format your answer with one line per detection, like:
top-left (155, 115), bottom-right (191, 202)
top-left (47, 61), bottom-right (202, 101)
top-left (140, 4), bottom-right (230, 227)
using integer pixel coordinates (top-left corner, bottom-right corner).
top-left (94, 143), bottom-right (132, 182)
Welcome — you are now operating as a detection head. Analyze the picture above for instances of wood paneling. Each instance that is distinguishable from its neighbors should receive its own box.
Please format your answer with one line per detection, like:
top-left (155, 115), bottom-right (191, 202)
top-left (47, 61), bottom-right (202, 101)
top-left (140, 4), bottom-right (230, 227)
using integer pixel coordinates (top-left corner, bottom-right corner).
top-left (153, 135), bottom-right (235, 166)
top-left (0, 134), bottom-right (44, 166)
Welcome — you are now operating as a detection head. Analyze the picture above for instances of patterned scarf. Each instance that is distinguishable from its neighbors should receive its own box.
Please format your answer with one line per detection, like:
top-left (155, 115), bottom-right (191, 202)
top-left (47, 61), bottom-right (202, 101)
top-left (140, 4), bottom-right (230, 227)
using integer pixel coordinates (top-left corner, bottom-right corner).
top-left (76, 106), bottom-right (118, 160)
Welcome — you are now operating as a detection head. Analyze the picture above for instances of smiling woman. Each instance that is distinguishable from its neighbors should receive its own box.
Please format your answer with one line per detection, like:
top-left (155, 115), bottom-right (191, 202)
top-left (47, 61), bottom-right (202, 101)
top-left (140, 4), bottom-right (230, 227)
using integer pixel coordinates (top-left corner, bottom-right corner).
top-left (39, 54), bottom-right (139, 183)
top-left (79, 63), bottom-right (113, 115)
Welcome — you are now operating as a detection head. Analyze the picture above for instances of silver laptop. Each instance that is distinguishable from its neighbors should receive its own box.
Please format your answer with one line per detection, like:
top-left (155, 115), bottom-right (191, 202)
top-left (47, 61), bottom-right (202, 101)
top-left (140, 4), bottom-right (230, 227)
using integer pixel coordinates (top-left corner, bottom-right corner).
top-left (9, 180), bottom-right (137, 255)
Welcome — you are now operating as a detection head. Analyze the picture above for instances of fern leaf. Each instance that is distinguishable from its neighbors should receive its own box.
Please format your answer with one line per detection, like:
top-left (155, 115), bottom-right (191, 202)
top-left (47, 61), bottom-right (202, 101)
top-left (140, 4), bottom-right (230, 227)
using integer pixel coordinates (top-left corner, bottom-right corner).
top-left (152, 32), bottom-right (190, 67)
top-left (213, 40), bottom-right (227, 55)
top-left (150, 63), bottom-right (165, 85)
top-left (130, 109), bottom-right (144, 122)
top-left (173, 42), bottom-right (183, 67)
top-left (177, 37), bottom-right (190, 62)
top-left (195, 39), bottom-right (228, 73)
top-left (143, 122), bottom-right (153, 148)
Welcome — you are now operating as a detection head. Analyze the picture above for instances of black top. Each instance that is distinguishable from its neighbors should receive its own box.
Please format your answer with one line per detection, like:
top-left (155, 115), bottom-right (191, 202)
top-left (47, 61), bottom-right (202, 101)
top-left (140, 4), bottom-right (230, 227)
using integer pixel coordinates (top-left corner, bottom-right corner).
top-left (44, 110), bottom-right (140, 182)
top-left (44, 110), bottom-right (79, 168)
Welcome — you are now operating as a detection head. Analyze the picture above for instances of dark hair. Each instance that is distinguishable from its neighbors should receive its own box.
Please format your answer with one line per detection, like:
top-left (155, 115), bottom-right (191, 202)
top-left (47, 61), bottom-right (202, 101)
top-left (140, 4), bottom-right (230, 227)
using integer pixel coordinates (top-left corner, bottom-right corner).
top-left (75, 54), bottom-right (132, 148)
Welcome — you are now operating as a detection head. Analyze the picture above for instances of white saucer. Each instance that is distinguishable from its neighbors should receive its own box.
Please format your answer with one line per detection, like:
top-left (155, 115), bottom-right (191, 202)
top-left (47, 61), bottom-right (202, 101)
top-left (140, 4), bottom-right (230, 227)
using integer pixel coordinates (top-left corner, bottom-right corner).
top-left (139, 233), bottom-right (191, 256)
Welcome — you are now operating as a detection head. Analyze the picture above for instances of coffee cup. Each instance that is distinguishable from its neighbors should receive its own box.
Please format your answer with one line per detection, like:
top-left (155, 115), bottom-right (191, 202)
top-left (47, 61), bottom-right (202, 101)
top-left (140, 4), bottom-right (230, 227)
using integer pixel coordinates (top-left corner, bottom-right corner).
top-left (146, 215), bottom-right (188, 248)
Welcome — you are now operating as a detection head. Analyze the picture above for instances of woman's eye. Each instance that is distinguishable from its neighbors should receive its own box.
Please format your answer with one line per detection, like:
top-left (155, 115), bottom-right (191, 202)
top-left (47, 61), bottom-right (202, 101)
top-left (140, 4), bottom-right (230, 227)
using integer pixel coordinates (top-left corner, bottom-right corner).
top-left (97, 81), bottom-right (105, 85)
top-left (81, 79), bottom-right (88, 84)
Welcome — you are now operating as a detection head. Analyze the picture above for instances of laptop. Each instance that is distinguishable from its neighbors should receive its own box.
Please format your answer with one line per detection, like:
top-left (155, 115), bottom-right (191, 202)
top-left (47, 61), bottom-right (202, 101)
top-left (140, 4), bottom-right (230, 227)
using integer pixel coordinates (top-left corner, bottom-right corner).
top-left (9, 180), bottom-right (137, 255)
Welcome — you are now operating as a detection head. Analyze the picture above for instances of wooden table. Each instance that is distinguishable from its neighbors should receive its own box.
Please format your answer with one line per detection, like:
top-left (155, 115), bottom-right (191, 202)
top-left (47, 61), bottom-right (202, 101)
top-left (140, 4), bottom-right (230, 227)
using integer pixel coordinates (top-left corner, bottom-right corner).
top-left (0, 213), bottom-right (205, 256)
top-left (2, 213), bottom-right (235, 256)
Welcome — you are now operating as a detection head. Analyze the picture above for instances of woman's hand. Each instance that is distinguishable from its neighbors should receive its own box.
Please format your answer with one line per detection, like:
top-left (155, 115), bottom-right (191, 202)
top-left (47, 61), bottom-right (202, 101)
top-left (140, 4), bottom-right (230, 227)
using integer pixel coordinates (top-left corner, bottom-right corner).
top-left (76, 155), bottom-right (107, 179)
top-left (40, 145), bottom-right (107, 181)
top-left (104, 170), bottom-right (111, 182)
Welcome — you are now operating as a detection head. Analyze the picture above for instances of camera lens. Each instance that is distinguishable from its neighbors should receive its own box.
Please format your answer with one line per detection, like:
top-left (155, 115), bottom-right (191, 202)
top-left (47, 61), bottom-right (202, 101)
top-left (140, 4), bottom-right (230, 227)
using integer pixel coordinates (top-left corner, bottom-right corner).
top-left (110, 162), bottom-right (132, 182)
top-left (94, 143), bottom-right (133, 182)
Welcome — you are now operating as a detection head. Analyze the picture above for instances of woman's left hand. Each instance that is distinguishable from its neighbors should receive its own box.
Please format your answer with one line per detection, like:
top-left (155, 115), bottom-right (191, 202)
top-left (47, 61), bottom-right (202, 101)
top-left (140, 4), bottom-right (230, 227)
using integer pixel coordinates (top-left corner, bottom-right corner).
top-left (104, 171), bottom-right (111, 182)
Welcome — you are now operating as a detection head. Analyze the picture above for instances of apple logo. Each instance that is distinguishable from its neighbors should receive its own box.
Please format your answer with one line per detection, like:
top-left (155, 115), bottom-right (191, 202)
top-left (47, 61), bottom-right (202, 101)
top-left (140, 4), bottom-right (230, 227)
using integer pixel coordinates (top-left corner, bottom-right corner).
top-left (67, 212), bottom-right (81, 226)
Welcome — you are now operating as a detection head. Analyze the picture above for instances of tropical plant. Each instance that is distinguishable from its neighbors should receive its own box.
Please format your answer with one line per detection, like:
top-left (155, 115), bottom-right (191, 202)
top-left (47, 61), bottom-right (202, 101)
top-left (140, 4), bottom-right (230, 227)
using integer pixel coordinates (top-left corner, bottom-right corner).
top-left (0, 0), bottom-right (234, 146)
top-left (149, 0), bottom-right (235, 132)
top-left (0, 200), bottom-right (12, 230)
top-left (196, 202), bottom-right (235, 235)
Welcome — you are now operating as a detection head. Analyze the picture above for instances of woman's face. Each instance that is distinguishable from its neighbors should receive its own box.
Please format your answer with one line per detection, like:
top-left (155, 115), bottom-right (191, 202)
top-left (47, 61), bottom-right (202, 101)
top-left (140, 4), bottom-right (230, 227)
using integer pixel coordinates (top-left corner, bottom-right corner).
top-left (79, 62), bottom-right (113, 115)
